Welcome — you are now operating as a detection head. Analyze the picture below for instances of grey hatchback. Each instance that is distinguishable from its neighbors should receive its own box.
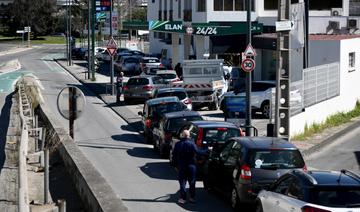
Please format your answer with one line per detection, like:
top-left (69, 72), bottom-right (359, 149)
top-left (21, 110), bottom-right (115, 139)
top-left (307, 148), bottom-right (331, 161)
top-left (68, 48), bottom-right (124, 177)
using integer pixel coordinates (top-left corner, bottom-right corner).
top-left (123, 76), bottom-right (166, 104)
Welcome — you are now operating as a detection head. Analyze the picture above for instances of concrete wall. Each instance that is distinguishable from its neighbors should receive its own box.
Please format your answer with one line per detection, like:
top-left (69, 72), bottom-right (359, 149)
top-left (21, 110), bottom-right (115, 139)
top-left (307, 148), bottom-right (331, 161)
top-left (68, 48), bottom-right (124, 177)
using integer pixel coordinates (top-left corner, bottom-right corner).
top-left (309, 40), bottom-right (340, 67)
top-left (290, 37), bottom-right (360, 136)
top-left (38, 104), bottom-right (128, 212)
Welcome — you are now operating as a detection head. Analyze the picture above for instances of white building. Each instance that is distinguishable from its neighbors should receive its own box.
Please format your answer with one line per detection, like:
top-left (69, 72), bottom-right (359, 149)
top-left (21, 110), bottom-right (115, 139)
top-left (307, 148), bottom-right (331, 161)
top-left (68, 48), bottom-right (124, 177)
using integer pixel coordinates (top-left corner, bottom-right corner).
top-left (147, 0), bottom-right (360, 67)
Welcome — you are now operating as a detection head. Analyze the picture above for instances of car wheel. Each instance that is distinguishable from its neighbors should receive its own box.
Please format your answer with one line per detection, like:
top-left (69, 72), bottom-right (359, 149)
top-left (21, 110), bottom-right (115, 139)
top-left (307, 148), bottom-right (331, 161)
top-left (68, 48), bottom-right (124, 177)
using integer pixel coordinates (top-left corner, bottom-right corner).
top-left (261, 100), bottom-right (270, 118)
top-left (255, 200), bottom-right (263, 212)
top-left (231, 187), bottom-right (241, 210)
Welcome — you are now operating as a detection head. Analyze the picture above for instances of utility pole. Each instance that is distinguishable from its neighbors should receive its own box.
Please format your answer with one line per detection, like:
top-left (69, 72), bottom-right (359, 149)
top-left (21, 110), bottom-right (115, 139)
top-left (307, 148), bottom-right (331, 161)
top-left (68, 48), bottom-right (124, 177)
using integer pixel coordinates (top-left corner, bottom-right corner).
top-left (87, 0), bottom-right (91, 79)
top-left (110, 0), bottom-right (114, 95)
top-left (91, 0), bottom-right (96, 81)
top-left (69, 0), bottom-right (72, 66)
top-left (275, 0), bottom-right (291, 140)
top-left (245, 0), bottom-right (252, 136)
top-left (66, 0), bottom-right (69, 62)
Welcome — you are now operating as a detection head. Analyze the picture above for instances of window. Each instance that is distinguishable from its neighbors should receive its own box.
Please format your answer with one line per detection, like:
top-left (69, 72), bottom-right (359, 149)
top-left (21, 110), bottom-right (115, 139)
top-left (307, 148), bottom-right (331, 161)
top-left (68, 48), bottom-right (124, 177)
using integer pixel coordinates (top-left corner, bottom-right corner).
top-left (287, 179), bottom-right (304, 200)
top-left (274, 176), bottom-right (293, 194)
top-left (214, 0), bottom-right (254, 11)
top-left (197, 0), bottom-right (206, 12)
top-left (178, 0), bottom-right (182, 18)
top-left (224, 143), bottom-right (243, 166)
top-left (264, 0), bottom-right (301, 10)
top-left (349, 52), bottom-right (355, 71)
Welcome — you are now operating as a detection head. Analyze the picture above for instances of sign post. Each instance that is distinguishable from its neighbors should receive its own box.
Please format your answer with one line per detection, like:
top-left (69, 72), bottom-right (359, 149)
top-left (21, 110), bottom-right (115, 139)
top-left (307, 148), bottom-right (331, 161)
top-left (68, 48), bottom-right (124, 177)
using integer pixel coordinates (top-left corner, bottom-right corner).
top-left (107, 37), bottom-right (117, 95)
top-left (57, 87), bottom-right (86, 139)
top-left (24, 26), bottom-right (31, 47)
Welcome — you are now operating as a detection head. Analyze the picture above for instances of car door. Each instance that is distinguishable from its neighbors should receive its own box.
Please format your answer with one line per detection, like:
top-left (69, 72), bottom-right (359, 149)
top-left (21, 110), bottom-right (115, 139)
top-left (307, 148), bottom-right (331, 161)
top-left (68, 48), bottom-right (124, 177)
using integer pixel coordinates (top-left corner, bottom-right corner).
top-left (221, 142), bottom-right (243, 195)
top-left (263, 176), bottom-right (293, 212)
top-left (152, 118), bottom-right (163, 147)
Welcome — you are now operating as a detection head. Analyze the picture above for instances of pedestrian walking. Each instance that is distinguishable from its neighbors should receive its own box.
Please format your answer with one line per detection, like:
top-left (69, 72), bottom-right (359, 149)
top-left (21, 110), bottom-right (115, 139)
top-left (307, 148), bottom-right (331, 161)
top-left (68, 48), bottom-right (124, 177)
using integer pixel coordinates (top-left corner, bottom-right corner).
top-left (171, 129), bottom-right (209, 204)
top-left (116, 72), bottom-right (124, 103)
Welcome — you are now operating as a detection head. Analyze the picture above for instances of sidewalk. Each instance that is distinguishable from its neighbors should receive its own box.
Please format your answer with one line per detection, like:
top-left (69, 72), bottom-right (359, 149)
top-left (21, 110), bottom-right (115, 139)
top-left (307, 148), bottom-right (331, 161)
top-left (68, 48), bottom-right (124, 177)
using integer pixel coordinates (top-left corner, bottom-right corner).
top-left (56, 59), bottom-right (360, 157)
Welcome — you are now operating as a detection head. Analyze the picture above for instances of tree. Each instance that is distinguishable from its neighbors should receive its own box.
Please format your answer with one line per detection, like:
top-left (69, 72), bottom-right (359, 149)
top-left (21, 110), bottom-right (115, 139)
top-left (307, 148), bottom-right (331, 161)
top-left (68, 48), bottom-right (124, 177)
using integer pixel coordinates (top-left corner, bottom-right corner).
top-left (8, 0), bottom-right (57, 37)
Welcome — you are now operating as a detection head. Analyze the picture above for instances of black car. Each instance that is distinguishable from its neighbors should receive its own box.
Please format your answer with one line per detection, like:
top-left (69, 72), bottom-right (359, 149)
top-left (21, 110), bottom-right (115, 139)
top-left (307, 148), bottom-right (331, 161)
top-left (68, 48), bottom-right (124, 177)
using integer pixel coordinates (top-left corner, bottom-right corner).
top-left (256, 169), bottom-right (360, 212)
top-left (71, 47), bottom-right (87, 60)
top-left (138, 97), bottom-right (188, 143)
top-left (202, 137), bottom-right (306, 209)
top-left (152, 111), bottom-right (203, 158)
top-left (170, 121), bottom-right (244, 167)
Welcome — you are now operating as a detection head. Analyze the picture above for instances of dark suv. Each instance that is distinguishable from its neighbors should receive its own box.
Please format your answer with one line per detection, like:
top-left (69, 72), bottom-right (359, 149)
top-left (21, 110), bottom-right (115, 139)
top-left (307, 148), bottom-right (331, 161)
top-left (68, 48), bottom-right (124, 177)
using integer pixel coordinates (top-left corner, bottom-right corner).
top-left (202, 137), bottom-right (306, 209)
top-left (257, 169), bottom-right (360, 212)
top-left (138, 97), bottom-right (188, 143)
top-left (152, 111), bottom-right (203, 158)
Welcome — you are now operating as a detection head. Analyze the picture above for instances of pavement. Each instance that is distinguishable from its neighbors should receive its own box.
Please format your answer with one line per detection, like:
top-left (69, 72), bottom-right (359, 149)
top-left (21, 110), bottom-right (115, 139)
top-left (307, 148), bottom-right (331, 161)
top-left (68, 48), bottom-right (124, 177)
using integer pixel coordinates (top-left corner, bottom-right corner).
top-left (55, 59), bottom-right (360, 158)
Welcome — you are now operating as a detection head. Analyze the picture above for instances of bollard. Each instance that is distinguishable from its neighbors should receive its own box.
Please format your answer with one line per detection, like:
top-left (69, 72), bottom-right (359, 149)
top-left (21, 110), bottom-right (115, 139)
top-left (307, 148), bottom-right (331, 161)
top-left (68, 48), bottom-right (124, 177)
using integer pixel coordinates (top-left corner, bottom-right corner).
top-left (44, 149), bottom-right (49, 204)
top-left (58, 199), bottom-right (66, 212)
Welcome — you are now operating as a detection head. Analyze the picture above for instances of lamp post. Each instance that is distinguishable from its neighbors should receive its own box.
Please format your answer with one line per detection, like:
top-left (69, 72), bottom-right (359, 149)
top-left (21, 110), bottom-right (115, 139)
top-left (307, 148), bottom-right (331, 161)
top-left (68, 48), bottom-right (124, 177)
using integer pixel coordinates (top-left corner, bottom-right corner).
top-left (245, 0), bottom-right (252, 136)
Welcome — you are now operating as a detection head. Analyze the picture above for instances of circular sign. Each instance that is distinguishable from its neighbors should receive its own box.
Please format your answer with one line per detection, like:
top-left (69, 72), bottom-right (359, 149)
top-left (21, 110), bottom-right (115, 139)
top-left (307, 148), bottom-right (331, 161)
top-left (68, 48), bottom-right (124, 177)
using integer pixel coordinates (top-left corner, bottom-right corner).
top-left (241, 58), bottom-right (255, 72)
top-left (57, 86), bottom-right (86, 120)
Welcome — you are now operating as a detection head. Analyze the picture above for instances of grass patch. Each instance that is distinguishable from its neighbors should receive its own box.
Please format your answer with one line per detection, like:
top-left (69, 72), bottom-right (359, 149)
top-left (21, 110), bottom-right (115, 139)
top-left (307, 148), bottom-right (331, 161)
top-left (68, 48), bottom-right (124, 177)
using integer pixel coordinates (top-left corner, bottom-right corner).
top-left (0, 35), bottom-right (66, 44)
top-left (292, 101), bottom-right (360, 140)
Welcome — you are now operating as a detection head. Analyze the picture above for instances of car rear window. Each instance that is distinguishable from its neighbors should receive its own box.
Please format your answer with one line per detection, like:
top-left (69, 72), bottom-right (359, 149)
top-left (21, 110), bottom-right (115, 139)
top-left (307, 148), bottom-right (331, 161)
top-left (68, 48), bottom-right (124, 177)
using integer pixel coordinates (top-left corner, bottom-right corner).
top-left (157, 91), bottom-right (187, 100)
top-left (310, 187), bottom-right (360, 208)
top-left (158, 73), bottom-right (177, 79)
top-left (166, 116), bottom-right (203, 131)
top-left (248, 150), bottom-right (305, 169)
top-left (151, 102), bottom-right (185, 115)
top-left (203, 128), bottom-right (240, 144)
top-left (127, 78), bottom-right (149, 85)
top-left (124, 58), bottom-right (139, 63)
top-left (143, 58), bottom-right (160, 63)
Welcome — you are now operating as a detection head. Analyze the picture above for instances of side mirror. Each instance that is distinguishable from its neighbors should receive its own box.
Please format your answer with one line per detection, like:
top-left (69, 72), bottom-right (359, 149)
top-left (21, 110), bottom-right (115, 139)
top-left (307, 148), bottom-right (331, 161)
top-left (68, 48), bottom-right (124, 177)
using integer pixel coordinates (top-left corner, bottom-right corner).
top-left (138, 111), bottom-right (143, 116)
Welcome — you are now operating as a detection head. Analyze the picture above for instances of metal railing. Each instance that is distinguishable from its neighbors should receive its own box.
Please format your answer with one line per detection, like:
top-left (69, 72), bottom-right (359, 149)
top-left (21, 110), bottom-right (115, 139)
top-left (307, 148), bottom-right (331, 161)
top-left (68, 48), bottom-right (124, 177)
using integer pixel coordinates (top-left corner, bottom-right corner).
top-left (18, 81), bottom-right (30, 212)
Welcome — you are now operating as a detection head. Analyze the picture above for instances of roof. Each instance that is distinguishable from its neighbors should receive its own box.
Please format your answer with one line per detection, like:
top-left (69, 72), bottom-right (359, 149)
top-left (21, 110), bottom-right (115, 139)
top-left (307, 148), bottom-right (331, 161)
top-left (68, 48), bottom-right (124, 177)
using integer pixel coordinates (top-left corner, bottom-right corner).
top-left (254, 33), bottom-right (360, 41)
top-left (307, 170), bottom-right (360, 186)
top-left (157, 87), bottom-right (186, 93)
top-left (190, 121), bottom-right (238, 128)
top-left (164, 111), bottom-right (201, 119)
top-left (232, 137), bottom-right (298, 149)
top-left (146, 96), bottom-right (179, 105)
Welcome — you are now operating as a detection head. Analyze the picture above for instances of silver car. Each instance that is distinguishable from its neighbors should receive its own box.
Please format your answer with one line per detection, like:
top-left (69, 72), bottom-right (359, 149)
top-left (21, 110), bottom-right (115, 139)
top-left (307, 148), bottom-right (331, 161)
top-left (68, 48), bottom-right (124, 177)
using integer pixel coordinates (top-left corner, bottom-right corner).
top-left (123, 76), bottom-right (166, 104)
top-left (154, 87), bottom-right (193, 110)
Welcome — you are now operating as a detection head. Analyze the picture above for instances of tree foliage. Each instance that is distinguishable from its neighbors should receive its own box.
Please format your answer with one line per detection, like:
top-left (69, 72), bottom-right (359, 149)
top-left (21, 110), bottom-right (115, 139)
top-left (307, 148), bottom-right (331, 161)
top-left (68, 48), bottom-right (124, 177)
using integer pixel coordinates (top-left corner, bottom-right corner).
top-left (9, 0), bottom-right (57, 36)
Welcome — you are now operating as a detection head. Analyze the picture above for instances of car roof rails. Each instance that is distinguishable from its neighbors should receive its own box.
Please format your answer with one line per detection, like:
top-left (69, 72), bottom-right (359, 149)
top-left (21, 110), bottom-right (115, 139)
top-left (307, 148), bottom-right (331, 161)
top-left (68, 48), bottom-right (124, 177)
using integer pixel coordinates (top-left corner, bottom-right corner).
top-left (341, 169), bottom-right (360, 183)
top-left (293, 170), bottom-right (318, 185)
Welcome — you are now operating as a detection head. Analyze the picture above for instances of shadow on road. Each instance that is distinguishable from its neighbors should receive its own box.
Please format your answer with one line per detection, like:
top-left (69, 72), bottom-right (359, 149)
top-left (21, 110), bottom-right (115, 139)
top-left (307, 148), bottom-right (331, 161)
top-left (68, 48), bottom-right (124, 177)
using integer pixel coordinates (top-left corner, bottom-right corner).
top-left (140, 161), bottom-right (178, 180)
top-left (120, 124), bottom-right (140, 133)
top-left (0, 92), bottom-right (13, 173)
top-left (127, 147), bottom-right (160, 160)
top-left (111, 133), bottom-right (145, 144)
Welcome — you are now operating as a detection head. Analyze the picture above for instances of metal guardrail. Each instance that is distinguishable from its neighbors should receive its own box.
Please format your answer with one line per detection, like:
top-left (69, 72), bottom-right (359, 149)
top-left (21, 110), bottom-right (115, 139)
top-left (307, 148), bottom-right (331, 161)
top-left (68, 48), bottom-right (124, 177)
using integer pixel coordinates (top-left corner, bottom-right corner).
top-left (18, 81), bottom-right (30, 212)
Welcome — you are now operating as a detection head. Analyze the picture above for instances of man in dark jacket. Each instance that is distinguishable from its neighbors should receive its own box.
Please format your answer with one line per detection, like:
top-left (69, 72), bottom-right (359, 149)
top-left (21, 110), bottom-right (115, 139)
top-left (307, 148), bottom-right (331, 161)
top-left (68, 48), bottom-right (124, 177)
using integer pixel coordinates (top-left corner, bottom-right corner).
top-left (172, 129), bottom-right (209, 204)
top-left (116, 72), bottom-right (124, 103)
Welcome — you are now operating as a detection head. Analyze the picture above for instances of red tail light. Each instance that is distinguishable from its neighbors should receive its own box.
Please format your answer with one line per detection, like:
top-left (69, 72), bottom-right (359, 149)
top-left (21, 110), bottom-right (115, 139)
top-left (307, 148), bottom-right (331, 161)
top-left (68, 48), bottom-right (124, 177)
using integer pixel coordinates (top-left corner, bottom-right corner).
top-left (303, 164), bottom-right (308, 171)
top-left (123, 86), bottom-right (129, 91)
top-left (240, 164), bottom-right (251, 180)
top-left (145, 119), bottom-right (151, 128)
top-left (165, 132), bottom-right (172, 141)
top-left (143, 85), bottom-right (154, 91)
top-left (196, 128), bottom-right (204, 147)
top-left (183, 99), bottom-right (192, 104)
top-left (301, 206), bottom-right (331, 212)
top-left (159, 63), bottom-right (164, 68)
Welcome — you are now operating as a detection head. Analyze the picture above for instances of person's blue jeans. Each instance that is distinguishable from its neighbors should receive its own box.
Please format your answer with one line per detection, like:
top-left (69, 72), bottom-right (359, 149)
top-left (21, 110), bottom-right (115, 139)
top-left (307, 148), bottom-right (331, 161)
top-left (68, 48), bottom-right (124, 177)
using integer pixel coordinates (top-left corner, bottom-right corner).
top-left (178, 164), bottom-right (196, 200)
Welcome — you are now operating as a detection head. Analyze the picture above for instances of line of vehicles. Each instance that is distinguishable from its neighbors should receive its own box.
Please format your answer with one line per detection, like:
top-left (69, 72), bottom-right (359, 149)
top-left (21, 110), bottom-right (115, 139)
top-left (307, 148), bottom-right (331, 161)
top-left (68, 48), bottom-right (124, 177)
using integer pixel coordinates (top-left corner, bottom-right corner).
top-left (73, 47), bottom-right (360, 211)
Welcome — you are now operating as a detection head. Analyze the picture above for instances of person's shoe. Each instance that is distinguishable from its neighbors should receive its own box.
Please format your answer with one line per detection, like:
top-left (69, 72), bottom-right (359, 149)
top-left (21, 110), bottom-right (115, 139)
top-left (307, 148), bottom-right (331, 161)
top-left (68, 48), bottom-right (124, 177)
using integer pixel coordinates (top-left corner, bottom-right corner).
top-left (178, 198), bottom-right (186, 204)
top-left (189, 198), bottom-right (196, 203)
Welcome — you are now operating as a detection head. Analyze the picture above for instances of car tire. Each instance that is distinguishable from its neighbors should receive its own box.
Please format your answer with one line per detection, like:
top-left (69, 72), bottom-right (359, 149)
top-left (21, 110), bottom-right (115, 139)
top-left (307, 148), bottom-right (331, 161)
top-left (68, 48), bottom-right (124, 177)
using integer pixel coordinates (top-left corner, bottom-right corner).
top-left (261, 100), bottom-right (270, 118)
top-left (255, 200), bottom-right (263, 212)
top-left (231, 187), bottom-right (241, 210)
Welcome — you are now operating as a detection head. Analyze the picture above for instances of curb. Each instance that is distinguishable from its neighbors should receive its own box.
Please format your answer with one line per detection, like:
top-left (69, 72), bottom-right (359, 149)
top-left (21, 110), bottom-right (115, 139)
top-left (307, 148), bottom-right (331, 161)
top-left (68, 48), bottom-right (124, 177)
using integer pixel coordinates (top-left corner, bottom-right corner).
top-left (302, 117), bottom-right (360, 156)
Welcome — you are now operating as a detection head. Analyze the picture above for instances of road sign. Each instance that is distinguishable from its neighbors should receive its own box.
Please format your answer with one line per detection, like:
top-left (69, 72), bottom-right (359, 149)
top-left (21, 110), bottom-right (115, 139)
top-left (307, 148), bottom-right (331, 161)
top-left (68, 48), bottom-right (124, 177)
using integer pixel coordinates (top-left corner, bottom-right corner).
top-left (241, 58), bottom-right (255, 72)
top-left (244, 44), bottom-right (257, 57)
top-left (24, 26), bottom-right (31, 32)
top-left (16, 30), bottom-right (25, 34)
top-left (106, 37), bottom-right (117, 56)
top-left (276, 20), bottom-right (295, 31)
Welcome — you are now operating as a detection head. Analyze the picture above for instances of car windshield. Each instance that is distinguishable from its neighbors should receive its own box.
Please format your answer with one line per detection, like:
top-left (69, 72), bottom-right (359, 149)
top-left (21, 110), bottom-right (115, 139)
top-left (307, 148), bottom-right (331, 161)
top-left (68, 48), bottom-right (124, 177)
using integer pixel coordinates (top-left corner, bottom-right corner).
top-left (248, 150), bottom-right (305, 169)
top-left (310, 187), bottom-right (360, 208)
top-left (126, 78), bottom-right (149, 85)
top-left (157, 91), bottom-right (187, 100)
top-left (151, 102), bottom-right (185, 115)
top-left (124, 58), bottom-right (139, 63)
top-left (158, 74), bottom-right (177, 79)
top-left (203, 128), bottom-right (240, 144)
top-left (167, 116), bottom-right (203, 131)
